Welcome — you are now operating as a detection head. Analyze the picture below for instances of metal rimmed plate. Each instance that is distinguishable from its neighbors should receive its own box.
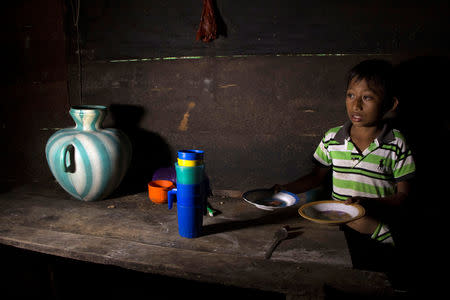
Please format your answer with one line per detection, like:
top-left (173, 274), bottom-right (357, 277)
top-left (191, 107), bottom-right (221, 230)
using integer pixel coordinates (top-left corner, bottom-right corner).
top-left (243, 189), bottom-right (300, 211)
top-left (298, 200), bottom-right (365, 225)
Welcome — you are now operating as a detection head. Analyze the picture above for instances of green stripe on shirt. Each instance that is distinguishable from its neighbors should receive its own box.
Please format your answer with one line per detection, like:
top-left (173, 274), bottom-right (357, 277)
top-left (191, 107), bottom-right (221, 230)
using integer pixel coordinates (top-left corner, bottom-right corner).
top-left (333, 166), bottom-right (391, 180)
top-left (333, 177), bottom-right (394, 197)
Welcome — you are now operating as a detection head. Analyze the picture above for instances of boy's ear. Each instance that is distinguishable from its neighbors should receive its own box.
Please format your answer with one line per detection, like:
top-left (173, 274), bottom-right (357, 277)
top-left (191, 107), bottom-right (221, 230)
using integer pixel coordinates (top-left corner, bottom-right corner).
top-left (382, 97), bottom-right (399, 120)
top-left (389, 97), bottom-right (398, 112)
top-left (390, 97), bottom-right (399, 112)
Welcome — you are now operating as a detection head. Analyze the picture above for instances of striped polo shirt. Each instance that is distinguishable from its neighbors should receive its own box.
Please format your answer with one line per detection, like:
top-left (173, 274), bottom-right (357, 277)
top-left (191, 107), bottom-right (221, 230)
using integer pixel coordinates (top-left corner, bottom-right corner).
top-left (313, 121), bottom-right (416, 201)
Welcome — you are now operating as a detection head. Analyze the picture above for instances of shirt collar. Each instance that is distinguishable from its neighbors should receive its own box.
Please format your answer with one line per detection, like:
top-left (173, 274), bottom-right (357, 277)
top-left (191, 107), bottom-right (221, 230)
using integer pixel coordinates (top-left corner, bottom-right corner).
top-left (334, 121), bottom-right (395, 145)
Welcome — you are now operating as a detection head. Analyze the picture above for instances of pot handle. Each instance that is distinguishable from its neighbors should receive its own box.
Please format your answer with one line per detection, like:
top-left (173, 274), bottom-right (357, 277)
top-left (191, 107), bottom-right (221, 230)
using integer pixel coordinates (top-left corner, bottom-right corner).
top-left (61, 144), bottom-right (75, 173)
top-left (168, 188), bottom-right (177, 210)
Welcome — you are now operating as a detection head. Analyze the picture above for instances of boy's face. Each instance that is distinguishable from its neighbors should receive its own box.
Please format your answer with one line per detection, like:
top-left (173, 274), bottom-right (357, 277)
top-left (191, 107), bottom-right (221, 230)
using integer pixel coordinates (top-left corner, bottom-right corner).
top-left (346, 77), bottom-right (384, 129)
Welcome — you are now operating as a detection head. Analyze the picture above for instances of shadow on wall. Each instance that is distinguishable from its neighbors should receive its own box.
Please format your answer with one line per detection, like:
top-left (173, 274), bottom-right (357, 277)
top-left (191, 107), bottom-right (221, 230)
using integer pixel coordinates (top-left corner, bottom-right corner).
top-left (390, 56), bottom-right (450, 295)
top-left (393, 55), bottom-right (449, 213)
top-left (108, 104), bottom-right (172, 197)
top-left (212, 0), bottom-right (228, 38)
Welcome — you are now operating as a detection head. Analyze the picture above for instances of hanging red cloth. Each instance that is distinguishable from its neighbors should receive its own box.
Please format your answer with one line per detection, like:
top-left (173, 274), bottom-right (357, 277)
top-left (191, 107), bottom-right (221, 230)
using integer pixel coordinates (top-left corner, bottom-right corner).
top-left (196, 0), bottom-right (217, 42)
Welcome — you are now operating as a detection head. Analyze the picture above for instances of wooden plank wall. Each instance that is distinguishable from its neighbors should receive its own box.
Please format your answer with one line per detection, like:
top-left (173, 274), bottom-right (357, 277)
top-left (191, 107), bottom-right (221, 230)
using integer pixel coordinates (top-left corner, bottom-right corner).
top-left (1, 0), bottom-right (449, 194)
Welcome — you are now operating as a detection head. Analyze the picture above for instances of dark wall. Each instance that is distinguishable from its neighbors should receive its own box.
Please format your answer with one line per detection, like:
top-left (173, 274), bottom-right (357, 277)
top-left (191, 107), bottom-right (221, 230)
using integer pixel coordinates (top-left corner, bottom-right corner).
top-left (82, 55), bottom-right (365, 191)
top-left (2, 0), bottom-right (449, 194)
top-left (79, 0), bottom-right (449, 58)
top-left (1, 0), bottom-right (69, 190)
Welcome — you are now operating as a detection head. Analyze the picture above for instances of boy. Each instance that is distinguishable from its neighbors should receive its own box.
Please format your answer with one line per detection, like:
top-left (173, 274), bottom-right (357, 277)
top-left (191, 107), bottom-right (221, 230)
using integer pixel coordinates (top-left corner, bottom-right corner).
top-left (274, 59), bottom-right (415, 246)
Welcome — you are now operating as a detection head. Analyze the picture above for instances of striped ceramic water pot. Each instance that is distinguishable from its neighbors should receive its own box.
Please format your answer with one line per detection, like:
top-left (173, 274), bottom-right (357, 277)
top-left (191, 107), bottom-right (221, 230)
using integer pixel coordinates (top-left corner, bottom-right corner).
top-left (45, 105), bottom-right (132, 201)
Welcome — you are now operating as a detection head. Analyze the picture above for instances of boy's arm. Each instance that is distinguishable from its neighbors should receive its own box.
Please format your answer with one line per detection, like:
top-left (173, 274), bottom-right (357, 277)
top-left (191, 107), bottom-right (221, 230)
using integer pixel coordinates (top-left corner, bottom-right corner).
top-left (274, 165), bottom-right (329, 194)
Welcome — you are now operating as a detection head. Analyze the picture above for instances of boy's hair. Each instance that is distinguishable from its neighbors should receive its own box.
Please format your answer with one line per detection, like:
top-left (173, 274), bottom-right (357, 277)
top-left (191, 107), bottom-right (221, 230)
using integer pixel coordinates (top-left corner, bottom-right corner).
top-left (347, 59), bottom-right (395, 111)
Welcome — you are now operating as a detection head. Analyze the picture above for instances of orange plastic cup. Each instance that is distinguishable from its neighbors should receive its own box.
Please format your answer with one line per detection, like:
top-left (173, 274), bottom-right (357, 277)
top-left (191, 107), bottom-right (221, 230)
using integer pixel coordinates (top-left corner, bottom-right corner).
top-left (148, 180), bottom-right (175, 204)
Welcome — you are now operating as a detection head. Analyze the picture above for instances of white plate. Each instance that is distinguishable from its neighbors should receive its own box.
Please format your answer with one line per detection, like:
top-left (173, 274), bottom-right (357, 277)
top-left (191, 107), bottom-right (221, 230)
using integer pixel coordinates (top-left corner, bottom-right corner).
top-left (298, 200), bottom-right (365, 224)
top-left (243, 189), bottom-right (300, 211)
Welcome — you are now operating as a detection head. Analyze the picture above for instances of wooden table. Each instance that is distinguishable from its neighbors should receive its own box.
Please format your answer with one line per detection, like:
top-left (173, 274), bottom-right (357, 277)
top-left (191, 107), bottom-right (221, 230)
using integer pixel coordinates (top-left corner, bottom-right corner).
top-left (0, 183), bottom-right (393, 298)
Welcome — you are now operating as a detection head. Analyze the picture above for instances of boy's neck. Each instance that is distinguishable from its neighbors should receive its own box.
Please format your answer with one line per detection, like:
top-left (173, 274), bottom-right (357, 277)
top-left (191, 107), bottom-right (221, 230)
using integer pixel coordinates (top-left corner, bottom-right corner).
top-left (349, 124), bottom-right (382, 152)
top-left (351, 124), bottom-right (380, 138)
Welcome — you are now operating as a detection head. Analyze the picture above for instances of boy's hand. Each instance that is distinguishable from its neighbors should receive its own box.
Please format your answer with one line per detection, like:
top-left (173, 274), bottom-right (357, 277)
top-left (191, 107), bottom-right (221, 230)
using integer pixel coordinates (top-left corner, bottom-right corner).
top-left (271, 184), bottom-right (286, 193)
top-left (345, 196), bottom-right (369, 206)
